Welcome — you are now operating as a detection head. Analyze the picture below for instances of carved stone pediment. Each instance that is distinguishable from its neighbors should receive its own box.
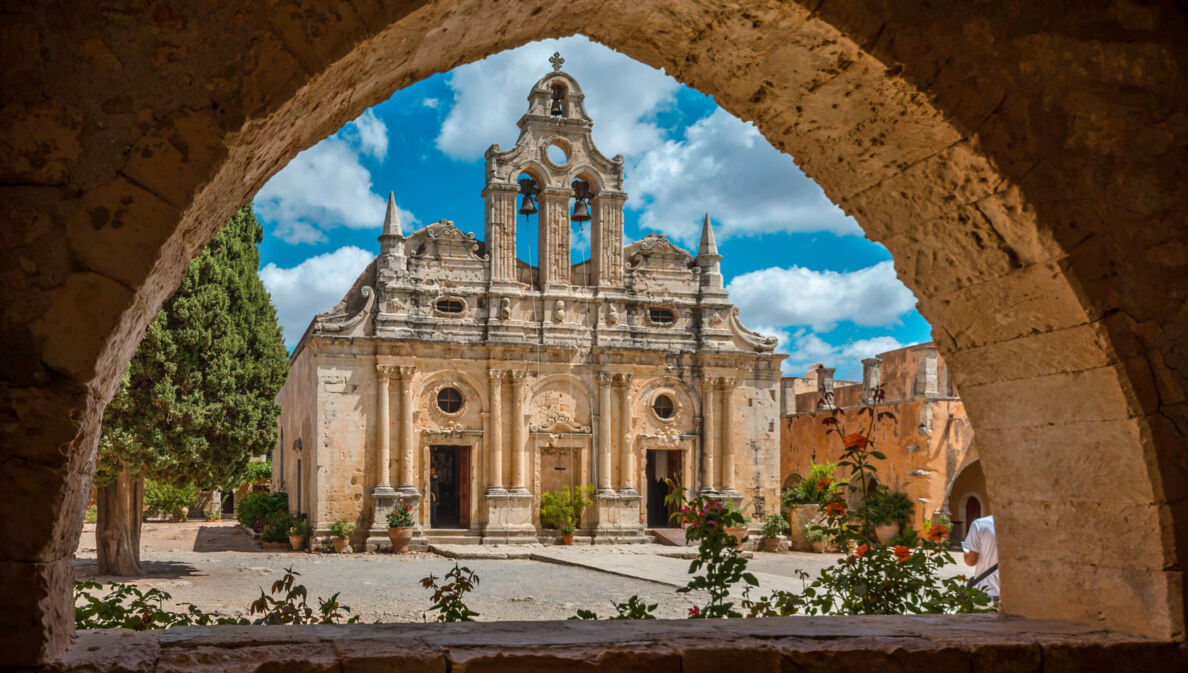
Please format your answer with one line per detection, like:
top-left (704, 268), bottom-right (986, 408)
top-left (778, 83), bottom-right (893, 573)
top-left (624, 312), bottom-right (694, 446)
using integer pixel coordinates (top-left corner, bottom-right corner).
top-left (408, 220), bottom-right (487, 261)
top-left (624, 234), bottom-right (693, 272)
top-left (637, 431), bottom-right (685, 449)
top-left (530, 410), bottom-right (591, 434)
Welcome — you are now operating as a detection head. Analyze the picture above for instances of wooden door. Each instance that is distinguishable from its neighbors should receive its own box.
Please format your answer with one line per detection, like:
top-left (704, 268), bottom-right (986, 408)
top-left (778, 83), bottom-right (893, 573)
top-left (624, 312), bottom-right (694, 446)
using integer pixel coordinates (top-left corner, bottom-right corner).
top-left (665, 451), bottom-right (683, 523)
top-left (459, 447), bottom-right (471, 529)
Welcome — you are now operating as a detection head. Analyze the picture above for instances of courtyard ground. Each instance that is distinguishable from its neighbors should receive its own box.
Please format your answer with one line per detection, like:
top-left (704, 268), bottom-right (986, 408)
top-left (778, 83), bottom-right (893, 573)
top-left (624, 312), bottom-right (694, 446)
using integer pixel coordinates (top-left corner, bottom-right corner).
top-left (74, 521), bottom-right (966, 623)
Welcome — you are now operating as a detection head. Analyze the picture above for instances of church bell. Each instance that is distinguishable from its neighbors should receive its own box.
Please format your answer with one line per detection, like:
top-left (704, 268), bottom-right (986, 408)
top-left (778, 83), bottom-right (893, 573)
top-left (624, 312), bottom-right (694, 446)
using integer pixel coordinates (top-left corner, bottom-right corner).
top-left (571, 198), bottom-right (591, 223)
top-left (519, 193), bottom-right (538, 216)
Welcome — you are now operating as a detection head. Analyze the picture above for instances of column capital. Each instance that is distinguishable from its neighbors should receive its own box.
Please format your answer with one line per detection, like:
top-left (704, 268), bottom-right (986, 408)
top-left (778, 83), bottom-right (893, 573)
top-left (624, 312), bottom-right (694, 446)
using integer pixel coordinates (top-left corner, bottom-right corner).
top-left (698, 372), bottom-right (716, 388)
top-left (508, 370), bottom-right (530, 383)
top-left (615, 372), bottom-right (634, 386)
top-left (376, 364), bottom-right (396, 379)
top-left (396, 365), bottom-right (416, 379)
top-left (597, 371), bottom-right (614, 386)
top-left (488, 369), bottom-right (507, 380)
top-left (718, 376), bottom-right (737, 390)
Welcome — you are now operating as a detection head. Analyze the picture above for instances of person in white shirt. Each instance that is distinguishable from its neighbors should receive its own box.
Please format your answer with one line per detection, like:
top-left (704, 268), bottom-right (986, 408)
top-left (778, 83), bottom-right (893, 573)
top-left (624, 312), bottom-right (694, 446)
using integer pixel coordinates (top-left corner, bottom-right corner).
top-left (962, 515), bottom-right (999, 598)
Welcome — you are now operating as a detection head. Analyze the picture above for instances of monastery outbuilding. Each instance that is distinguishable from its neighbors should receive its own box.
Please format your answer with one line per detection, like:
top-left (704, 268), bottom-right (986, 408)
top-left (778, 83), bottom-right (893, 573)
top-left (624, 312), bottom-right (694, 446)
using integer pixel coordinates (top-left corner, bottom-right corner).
top-left (274, 57), bottom-right (785, 549)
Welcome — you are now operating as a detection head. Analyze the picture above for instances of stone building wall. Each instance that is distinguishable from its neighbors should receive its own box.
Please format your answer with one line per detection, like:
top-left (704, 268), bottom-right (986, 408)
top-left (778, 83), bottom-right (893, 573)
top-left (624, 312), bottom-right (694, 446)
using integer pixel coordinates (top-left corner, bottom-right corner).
top-left (781, 343), bottom-right (982, 533)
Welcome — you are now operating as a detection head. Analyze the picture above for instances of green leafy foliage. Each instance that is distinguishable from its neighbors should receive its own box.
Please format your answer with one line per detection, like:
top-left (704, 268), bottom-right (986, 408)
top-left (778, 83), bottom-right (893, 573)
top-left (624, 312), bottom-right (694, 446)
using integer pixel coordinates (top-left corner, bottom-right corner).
top-left (236, 491), bottom-right (289, 533)
top-left (760, 513), bottom-right (790, 538)
top-left (329, 520), bottom-right (356, 539)
top-left (539, 484), bottom-right (594, 528)
top-left (421, 564), bottom-right (480, 622)
top-left (782, 462), bottom-right (846, 506)
top-left (203, 509), bottom-right (221, 521)
top-left (245, 460), bottom-right (273, 485)
top-left (248, 567), bottom-right (359, 624)
top-left (143, 480), bottom-right (198, 521)
top-left (666, 485), bottom-right (755, 618)
top-left (386, 498), bottom-right (416, 527)
top-left (84, 505), bottom-right (98, 524)
top-left (74, 581), bottom-right (249, 629)
top-left (287, 513), bottom-right (311, 538)
top-left (860, 490), bottom-right (914, 527)
top-left (96, 205), bottom-right (288, 492)
top-left (803, 523), bottom-right (828, 544)
top-left (571, 595), bottom-right (658, 620)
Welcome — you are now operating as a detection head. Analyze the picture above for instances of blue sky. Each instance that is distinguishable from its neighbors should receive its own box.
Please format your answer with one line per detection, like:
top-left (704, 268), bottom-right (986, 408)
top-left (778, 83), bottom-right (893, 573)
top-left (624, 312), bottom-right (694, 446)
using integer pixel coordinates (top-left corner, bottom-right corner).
top-left (253, 36), bottom-right (932, 381)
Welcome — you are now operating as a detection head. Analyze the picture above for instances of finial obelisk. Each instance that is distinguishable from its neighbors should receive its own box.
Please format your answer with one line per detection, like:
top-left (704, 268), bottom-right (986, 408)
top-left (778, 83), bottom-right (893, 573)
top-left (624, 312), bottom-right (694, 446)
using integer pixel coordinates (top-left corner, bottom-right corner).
top-left (379, 190), bottom-right (405, 257)
top-left (549, 51), bottom-right (564, 72)
top-left (695, 213), bottom-right (724, 291)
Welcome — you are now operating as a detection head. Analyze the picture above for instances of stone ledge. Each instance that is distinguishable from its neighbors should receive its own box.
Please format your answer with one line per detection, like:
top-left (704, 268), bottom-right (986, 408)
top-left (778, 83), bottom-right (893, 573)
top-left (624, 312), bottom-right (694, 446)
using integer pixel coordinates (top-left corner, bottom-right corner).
top-left (36, 615), bottom-right (1187, 673)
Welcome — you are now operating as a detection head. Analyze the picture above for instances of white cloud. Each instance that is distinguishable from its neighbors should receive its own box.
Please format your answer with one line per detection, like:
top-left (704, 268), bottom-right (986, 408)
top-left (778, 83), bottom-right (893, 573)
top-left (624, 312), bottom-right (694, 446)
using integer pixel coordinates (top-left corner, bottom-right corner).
top-left (435, 36), bottom-right (680, 161)
top-left (422, 97), bottom-right (440, 109)
top-left (255, 111), bottom-right (412, 245)
top-left (341, 110), bottom-right (389, 161)
top-left (756, 328), bottom-right (906, 379)
top-left (728, 261), bottom-right (916, 332)
top-left (258, 246), bottom-right (374, 348)
top-left (628, 108), bottom-right (862, 244)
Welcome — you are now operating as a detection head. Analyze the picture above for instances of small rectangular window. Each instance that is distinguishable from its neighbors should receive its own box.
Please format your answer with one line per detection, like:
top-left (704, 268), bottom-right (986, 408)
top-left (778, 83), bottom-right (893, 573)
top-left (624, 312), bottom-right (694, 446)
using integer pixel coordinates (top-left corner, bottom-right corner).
top-left (649, 307), bottom-right (675, 324)
top-left (436, 298), bottom-right (465, 314)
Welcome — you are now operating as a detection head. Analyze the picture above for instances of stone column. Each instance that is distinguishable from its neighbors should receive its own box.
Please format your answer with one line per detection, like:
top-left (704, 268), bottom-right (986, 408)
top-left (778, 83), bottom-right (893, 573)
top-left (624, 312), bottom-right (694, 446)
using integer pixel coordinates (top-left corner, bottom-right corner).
top-left (482, 183), bottom-right (518, 284)
top-left (376, 365), bottom-right (394, 487)
top-left (397, 366), bottom-right (417, 491)
top-left (917, 347), bottom-right (940, 398)
top-left (617, 373), bottom-right (635, 494)
top-left (719, 377), bottom-right (738, 496)
top-left (368, 364), bottom-right (400, 551)
top-left (487, 369), bottom-right (505, 494)
top-left (509, 371), bottom-right (529, 493)
top-left (699, 373), bottom-right (717, 494)
top-left (597, 372), bottom-right (614, 494)
top-left (591, 192), bottom-right (626, 286)
top-left (861, 358), bottom-right (883, 404)
top-left (538, 189), bottom-right (571, 288)
top-left (815, 365), bottom-right (836, 408)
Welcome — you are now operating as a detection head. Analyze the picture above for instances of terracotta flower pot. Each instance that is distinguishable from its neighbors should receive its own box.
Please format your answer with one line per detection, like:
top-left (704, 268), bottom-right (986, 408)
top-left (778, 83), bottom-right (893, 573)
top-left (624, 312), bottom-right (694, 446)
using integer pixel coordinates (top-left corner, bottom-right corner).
top-left (331, 536), bottom-right (350, 553)
top-left (811, 540), bottom-right (828, 553)
top-left (388, 526), bottom-right (414, 554)
top-left (874, 522), bottom-right (901, 545)
top-left (288, 535), bottom-right (305, 551)
top-left (725, 527), bottom-right (748, 550)
top-left (561, 533), bottom-right (575, 545)
top-left (761, 537), bottom-right (782, 553)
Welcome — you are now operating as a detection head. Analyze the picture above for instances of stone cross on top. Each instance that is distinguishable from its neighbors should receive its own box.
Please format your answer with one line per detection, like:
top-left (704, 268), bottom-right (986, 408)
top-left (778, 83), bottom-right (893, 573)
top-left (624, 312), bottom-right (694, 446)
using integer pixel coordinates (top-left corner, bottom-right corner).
top-left (549, 51), bottom-right (564, 72)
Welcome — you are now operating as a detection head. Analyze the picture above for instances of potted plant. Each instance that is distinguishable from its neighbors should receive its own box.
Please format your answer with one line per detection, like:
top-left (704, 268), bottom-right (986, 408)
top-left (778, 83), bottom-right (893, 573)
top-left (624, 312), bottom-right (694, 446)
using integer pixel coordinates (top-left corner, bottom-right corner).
top-left (560, 523), bottom-right (576, 545)
top-left (804, 524), bottom-right (829, 553)
top-left (329, 519), bottom-right (355, 553)
top-left (287, 516), bottom-right (310, 551)
top-left (759, 513), bottom-right (789, 552)
top-left (540, 485), bottom-right (593, 543)
top-left (782, 463), bottom-right (845, 550)
top-left (386, 498), bottom-right (416, 553)
top-left (863, 490), bottom-right (914, 544)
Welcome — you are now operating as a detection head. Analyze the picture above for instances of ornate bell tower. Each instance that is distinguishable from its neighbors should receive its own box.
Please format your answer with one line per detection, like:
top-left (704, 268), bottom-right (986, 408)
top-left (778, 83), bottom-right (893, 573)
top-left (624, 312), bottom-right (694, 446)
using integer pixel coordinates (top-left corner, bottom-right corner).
top-left (482, 53), bottom-right (628, 290)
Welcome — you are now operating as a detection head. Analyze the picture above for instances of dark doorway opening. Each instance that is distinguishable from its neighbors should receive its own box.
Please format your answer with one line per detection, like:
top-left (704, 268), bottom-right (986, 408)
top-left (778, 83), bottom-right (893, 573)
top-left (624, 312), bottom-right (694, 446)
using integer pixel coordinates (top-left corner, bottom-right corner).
top-left (964, 495), bottom-right (982, 535)
top-left (430, 446), bottom-right (470, 529)
top-left (645, 449), bottom-right (683, 528)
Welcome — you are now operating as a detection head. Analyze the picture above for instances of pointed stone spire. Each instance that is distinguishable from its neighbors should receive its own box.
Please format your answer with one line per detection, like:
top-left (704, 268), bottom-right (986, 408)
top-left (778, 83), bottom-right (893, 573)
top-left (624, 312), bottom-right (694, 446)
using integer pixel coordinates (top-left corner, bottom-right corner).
top-left (695, 213), bottom-right (724, 291)
top-left (379, 190), bottom-right (405, 257)
top-left (697, 212), bottom-right (720, 260)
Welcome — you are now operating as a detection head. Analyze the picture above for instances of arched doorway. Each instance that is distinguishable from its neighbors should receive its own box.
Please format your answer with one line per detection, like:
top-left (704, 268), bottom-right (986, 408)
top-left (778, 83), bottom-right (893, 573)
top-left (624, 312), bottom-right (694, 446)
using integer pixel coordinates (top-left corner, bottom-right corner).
top-left (3, 1), bottom-right (1185, 663)
top-left (947, 459), bottom-right (990, 541)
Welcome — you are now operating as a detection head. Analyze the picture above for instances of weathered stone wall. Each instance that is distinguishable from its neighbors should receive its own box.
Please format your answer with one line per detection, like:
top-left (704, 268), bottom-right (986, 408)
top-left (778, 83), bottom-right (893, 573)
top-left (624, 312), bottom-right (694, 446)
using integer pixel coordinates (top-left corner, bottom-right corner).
top-left (2, 0), bottom-right (1185, 663)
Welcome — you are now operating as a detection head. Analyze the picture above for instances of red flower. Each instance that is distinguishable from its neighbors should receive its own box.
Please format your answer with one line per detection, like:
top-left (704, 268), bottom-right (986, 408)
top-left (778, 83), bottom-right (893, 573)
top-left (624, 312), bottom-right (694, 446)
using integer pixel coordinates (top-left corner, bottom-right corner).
top-left (688, 606), bottom-right (701, 617)
top-left (825, 502), bottom-right (847, 517)
top-left (893, 545), bottom-right (911, 562)
top-left (842, 433), bottom-right (869, 450)
top-left (927, 524), bottom-right (949, 542)
top-left (815, 477), bottom-right (832, 491)
top-left (855, 544), bottom-right (868, 558)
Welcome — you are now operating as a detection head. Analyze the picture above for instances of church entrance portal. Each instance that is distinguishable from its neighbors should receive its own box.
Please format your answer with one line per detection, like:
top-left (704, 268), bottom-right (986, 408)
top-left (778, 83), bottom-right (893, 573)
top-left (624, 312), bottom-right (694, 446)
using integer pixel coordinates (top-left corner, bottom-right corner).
top-left (430, 446), bottom-right (470, 529)
top-left (645, 450), bottom-right (683, 528)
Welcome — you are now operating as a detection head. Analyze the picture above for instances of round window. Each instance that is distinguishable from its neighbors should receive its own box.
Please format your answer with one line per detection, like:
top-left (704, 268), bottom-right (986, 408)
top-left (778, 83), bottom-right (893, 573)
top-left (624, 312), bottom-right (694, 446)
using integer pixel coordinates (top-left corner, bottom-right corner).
top-left (547, 143), bottom-right (568, 165)
top-left (437, 387), bottom-right (463, 413)
top-left (652, 394), bottom-right (675, 419)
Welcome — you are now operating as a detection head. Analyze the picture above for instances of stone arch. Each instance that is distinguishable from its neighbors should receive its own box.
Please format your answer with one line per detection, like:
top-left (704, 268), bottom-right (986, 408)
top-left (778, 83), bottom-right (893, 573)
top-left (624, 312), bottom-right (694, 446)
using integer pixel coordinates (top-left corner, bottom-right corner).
top-left (635, 375), bottom-right (701, 425)
top-left (2, 1), bottom-right (1186, 662)
top-left (528, 372), bottom-right (594, 420)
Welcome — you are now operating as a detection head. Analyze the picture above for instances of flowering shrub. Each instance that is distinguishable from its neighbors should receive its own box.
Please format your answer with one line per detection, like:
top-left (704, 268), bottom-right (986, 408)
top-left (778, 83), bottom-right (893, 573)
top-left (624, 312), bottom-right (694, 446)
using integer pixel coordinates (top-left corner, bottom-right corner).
top-left (665, 485), bottom-right (757, 618)
top-left (386, 498), bottom-right (416, 527)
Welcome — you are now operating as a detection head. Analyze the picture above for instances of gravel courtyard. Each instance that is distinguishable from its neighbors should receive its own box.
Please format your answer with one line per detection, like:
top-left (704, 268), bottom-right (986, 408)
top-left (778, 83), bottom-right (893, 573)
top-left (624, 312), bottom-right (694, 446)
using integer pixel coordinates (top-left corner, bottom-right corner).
top-left (74, 521), bottom-right (964, 623)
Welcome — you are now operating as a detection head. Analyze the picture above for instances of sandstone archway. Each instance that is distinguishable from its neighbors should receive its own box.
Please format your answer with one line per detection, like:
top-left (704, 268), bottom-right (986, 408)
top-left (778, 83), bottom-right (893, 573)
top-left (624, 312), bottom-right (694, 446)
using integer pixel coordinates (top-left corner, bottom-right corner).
top-left (2, 1), bottom-right (1184, 664)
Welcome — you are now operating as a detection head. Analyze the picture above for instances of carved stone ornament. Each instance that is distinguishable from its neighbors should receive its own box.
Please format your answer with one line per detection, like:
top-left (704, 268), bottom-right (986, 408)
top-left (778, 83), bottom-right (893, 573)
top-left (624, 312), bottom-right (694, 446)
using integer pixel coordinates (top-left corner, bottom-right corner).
top-left (606, 304), bottom-right (619, 326)
top-left (315, 285), bottom-right (374, 333)
top-left (530, 410), bottom-right (591, 434)
top-left (499, 297), bottom-right (512, 320)
top-left (553, 299), bottom-right (565, 323)
top-left (427, 381), bottom-right (471, 420)
top-left (638, 430), bottom-right (683, 449)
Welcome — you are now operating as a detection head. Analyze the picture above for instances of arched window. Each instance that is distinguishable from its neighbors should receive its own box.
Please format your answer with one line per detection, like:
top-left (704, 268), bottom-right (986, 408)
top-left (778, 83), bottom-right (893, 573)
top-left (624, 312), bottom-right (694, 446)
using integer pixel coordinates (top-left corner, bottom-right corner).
top-left (652, 394), bottom-right (675, 419)
top-left (437, 387), bottom-right (463, 413)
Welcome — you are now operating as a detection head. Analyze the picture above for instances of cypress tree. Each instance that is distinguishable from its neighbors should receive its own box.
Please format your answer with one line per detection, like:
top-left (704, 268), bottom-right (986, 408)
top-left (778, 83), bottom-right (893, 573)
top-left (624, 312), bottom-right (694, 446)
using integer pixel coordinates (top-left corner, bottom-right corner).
top-left (95, 205), bottom-right (288, 575)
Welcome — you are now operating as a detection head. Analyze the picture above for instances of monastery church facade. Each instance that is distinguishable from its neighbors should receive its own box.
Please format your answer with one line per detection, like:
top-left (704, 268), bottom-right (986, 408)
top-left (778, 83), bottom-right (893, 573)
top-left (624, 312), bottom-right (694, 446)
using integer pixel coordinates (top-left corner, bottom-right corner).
top-left (275, 56), bottom-right (785, 548)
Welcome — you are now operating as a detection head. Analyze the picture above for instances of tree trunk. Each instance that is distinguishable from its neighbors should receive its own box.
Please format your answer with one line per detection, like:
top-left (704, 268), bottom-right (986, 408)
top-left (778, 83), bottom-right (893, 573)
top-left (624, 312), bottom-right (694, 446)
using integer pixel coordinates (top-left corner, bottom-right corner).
top-left (96, 469), bottom-right (144, 576)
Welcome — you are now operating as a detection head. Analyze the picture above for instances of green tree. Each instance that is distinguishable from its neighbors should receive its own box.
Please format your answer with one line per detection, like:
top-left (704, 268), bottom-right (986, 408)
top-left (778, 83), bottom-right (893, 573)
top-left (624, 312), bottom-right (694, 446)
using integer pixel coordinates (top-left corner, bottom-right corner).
top-left (95, 205), bottom-right (288, 575)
